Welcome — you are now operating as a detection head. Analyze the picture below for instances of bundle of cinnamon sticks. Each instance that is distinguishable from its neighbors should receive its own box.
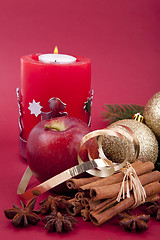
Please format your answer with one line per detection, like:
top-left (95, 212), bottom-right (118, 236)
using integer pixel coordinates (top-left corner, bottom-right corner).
top-left (66, 160), bottom-right (160, 226)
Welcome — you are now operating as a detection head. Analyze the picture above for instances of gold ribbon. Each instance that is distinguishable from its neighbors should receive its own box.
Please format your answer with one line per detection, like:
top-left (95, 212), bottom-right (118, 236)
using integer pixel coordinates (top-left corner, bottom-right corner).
top-left (17, 125), bottom-right (140, 199)
top-left (78, 125), bottom-right (140, 177)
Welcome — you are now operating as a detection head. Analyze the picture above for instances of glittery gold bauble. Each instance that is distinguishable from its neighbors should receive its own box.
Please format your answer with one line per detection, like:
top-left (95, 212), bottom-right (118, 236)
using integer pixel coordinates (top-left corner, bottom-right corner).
top-left (143, 91), bottom-right (160, 140)
top-left (102, 119), bottom-right (158, 164)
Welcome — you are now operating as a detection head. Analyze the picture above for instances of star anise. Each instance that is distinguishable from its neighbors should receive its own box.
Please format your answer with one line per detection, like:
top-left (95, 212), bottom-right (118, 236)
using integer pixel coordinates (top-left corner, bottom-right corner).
top-left (145, 201), bottom-right (160, 221)
top-left (4, 198), bottom-right (41, 227)
top-left (39, 195), bottom-right (71, 215)
top-left (118, 212), bottom-right (150, 232)
top-left (42, 211), bottom-right (78, 233)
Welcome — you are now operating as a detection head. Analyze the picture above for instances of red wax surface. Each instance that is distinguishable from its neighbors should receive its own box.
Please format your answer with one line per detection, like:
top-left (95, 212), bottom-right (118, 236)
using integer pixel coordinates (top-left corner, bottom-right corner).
top-left (21, 54), bottom-right (91, 140)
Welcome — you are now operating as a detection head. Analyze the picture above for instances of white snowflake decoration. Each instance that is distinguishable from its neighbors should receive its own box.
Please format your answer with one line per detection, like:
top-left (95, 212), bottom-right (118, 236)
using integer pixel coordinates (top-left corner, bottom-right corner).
top-left (28, 99), bottom-right (43, 117)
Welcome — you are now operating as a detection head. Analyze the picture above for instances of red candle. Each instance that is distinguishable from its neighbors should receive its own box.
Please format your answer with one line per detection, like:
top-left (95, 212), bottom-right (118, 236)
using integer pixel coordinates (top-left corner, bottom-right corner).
top-left (20, 53), bottom-right (91, 141)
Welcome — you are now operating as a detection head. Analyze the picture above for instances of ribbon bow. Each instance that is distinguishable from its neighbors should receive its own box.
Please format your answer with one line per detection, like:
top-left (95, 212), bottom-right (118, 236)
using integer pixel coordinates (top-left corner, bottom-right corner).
top-left (116, 162), bottom-right (147, 207)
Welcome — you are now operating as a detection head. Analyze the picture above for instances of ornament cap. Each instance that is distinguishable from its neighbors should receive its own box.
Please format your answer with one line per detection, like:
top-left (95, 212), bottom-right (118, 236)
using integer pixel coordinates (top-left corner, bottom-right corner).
top-left (132, 112), bottom-right (144, 123)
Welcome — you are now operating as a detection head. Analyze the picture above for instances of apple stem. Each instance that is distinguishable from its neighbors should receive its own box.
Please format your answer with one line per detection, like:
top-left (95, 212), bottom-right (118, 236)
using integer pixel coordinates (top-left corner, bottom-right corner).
top-left (44, 124), bottom-right (60, 131)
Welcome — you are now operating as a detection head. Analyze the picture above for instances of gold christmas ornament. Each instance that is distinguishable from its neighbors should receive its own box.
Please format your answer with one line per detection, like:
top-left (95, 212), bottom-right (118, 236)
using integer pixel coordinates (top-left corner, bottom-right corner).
top-left (143, 91), bottom-right (160, 140)
top-left (102, 119), bottom-right (158, 164)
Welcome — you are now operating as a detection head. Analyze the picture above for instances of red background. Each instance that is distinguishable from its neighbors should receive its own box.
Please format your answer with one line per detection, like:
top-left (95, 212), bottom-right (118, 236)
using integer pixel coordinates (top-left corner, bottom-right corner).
top-left (0, 0), bottom-right (160, 239)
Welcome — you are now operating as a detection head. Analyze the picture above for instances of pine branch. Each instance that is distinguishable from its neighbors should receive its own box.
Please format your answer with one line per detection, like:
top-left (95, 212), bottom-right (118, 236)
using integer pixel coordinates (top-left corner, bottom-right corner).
top-left (102, 104), bottom-right (144, 124)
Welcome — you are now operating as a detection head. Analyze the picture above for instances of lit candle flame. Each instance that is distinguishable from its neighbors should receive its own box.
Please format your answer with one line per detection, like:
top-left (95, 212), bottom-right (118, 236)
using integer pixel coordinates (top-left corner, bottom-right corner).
top-left (54, 46), bottom-right (58, 54)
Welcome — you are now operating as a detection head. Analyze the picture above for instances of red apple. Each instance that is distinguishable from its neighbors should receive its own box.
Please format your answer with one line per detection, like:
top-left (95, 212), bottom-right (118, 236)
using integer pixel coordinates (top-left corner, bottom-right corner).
top-left (26, 116), bottom-right (93, 192)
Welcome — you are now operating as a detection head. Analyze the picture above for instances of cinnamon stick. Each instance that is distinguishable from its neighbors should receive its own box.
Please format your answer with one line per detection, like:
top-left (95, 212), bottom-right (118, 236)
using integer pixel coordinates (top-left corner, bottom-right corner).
top-left (66, 176), bottom-right (101, 189)
top-left (81, 209), bottom-right (90, 221)
top-left (91, 198), bottom-right (118, 215)
top-left (145, 194), bottom-right (160, 203)
top-left (90, 171), bottom-right (160, 201)
top-left (81, 197), bottom-right (91, 208)
top-left (66, 199), bottom-right (83, 216)
top-left (89, 181), bottom-right (160, 226)
top-left (75, 191), bottom-right (86, 201)
top-left (89, 197), bottom-right (116, 211)
top-left (79, 161), bottom-right (153, 192)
